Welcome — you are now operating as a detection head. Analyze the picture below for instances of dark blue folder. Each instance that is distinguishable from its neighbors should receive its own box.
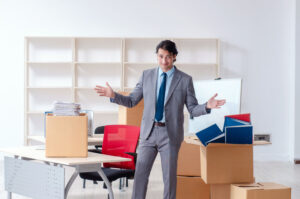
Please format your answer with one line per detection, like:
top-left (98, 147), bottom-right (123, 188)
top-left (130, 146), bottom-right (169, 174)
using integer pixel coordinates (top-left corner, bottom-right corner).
top-left (225, 125), bottom-right (253, 144)
top-left (223, 117), bottom-right (251, 132)
top-left (196, 124), bottom-right (224, 146)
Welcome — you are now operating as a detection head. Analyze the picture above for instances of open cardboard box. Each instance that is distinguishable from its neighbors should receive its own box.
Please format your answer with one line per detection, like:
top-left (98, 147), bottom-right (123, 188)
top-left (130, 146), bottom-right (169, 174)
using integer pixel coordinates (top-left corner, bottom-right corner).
top-left (46, 113), bottom-right (88, 157)
top-left (231, 182), bottom-right (291, 199)
top-left (184, 136), bottom-right (253, 184)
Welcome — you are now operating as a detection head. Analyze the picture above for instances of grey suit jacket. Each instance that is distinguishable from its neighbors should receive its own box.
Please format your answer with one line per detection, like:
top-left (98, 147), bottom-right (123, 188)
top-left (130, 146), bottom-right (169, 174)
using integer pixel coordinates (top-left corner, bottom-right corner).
top-left (111, 67), bottom-right (209, 146)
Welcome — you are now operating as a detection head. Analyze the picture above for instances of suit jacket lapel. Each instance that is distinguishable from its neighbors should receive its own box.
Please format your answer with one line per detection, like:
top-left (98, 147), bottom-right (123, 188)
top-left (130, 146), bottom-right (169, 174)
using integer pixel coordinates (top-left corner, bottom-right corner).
top-left (165, 67), bottom-right (181, 106)
top-left (151, 67), bottom-right (159, 106)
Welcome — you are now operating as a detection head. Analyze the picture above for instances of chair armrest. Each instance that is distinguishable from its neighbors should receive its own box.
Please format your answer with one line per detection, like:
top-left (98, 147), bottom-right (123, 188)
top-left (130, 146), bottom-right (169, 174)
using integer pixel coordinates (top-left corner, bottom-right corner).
top-left (94, 145), bottom-right (102, 150)
top-left (88, 149), bottom-right (102, 154)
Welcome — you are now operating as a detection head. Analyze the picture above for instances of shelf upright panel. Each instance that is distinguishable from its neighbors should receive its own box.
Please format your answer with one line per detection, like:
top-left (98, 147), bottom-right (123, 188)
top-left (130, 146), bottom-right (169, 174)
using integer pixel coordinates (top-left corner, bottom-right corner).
top-left (24, 37), bottom-right (29, 145)
top-left (71, 37), bottom-right (76, 103)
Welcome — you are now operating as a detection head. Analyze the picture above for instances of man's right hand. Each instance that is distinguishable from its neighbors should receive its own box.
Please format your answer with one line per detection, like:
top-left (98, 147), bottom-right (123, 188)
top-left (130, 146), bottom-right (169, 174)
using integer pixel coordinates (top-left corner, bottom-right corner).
top-left (94, 82), bottom-right (115, 98)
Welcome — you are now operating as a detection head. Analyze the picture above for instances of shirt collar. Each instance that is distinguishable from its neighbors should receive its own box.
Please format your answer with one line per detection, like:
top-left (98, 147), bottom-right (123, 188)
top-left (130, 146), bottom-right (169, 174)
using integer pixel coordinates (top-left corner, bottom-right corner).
top-left (158, 66), bottom-right (175, 78)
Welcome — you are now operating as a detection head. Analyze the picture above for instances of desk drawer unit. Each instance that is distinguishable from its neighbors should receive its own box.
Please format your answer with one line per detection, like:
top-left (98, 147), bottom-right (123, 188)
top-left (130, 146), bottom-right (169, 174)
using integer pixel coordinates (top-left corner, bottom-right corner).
top-left (4, 157), bottom-right (65, 199)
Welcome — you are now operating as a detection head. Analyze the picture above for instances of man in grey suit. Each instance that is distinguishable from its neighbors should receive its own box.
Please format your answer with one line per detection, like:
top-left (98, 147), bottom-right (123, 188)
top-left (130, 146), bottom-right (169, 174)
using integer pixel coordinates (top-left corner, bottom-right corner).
top-left (95, 40), bottom-right (225, 199)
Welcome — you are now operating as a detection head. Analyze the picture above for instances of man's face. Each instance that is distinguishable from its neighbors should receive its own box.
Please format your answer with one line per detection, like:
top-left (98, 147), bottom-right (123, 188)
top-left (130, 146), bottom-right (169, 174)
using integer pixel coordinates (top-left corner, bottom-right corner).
top-left (157, 48), bottom-right (176, 72)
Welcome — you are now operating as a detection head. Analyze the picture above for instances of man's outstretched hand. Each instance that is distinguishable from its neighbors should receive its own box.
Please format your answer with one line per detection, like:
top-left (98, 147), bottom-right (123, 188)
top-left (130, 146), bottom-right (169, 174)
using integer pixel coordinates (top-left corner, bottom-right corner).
top-left (206, 93), bottom-right (226, 109)
top-left (94, 82), bottom-right (115, 98)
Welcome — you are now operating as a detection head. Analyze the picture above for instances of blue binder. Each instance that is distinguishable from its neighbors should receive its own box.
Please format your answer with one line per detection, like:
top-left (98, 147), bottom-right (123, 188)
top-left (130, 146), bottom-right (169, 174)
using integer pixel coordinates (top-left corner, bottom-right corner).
top-left (196, 124), bottom-right (224, 146)
top-left (225, 125), bottom-right (253, 144)
top-left (223, 117), bottom-right (251, 132)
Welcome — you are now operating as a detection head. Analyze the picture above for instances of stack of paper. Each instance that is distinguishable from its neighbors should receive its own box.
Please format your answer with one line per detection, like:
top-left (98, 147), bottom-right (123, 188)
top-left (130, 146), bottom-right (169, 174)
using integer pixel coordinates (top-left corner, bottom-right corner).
top-left (52, 101), bottom-right (81, 116)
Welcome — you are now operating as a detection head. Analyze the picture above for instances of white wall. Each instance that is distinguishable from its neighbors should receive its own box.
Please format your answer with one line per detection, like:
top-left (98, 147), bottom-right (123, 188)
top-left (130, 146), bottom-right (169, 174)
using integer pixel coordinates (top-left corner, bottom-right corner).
top-left (0, 0), bottom-right (295, 161)
top-left (295, 0), bottom-right (300, 160)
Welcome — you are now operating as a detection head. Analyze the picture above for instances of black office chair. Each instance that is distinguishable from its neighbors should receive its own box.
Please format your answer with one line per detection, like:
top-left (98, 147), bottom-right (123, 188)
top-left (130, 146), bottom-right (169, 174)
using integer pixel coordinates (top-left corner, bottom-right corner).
top-left (80, 125), bottom-right (139, 192)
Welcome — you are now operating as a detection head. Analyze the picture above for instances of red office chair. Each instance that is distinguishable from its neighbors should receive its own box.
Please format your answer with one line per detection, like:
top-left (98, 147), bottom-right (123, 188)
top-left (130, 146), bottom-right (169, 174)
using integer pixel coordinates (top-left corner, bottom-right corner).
top-left (79, 125), bottom-right (140, 191)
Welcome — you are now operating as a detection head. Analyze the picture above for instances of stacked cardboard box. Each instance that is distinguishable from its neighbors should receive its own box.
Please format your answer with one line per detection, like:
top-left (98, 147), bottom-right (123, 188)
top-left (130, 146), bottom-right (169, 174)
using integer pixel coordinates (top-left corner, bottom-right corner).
top-left (118, 92), bottom-right (144, 127)
top-left (176, 136), bottom-right (291, 199)
top-left (116, 100), bottom-right (291, 199)
top-left (176, 137), bottom-right (210, 199)
top-left (231, 183), bottom-right (291, 199)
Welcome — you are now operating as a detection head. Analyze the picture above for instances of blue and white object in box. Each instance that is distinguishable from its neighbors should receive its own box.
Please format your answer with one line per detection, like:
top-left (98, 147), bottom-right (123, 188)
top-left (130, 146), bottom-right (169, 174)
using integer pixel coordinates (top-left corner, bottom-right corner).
top-left (80, 110), bottom-right (94, 136)
top-left (44, 111), bottom-right (53, 138)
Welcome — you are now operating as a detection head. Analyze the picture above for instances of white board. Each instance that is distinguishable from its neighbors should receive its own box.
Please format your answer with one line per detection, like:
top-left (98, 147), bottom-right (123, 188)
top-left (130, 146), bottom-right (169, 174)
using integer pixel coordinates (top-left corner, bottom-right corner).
top-left (189, 78), bottom-right (242, 133)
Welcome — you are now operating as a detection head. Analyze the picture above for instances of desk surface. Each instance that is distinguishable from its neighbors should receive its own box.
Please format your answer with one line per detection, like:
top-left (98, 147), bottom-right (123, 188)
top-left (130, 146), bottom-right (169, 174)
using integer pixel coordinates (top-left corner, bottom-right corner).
top-left (0, 146), bottom-right (130, 166)
top-left (28, 135), bottom-right (103, 146)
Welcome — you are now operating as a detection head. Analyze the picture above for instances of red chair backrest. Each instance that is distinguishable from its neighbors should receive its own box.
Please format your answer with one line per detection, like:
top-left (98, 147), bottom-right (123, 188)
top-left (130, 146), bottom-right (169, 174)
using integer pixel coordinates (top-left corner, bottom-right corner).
top-left (102, 125), bottom-right (140, 170)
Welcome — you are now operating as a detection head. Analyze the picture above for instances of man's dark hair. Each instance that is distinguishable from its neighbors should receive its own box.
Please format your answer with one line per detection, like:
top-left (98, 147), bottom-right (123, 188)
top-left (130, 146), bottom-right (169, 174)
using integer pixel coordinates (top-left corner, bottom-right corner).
top-left (156, 40), bottom-right (178, 62)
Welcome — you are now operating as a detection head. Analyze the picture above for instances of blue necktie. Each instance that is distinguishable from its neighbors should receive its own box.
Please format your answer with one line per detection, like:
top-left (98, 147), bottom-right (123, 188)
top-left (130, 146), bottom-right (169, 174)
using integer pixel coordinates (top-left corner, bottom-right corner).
top-left (155, 73), bottom-right (167, 122)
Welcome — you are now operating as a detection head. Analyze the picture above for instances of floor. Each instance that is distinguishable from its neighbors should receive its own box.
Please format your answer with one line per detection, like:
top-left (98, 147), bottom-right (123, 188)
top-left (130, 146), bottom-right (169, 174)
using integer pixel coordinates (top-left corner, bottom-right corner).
top-left (1, 158), bottom-right (300, 199)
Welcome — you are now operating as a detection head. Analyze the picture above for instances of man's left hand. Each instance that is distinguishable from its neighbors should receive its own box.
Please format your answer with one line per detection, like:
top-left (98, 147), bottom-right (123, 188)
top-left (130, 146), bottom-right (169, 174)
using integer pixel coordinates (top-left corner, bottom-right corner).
top-left (206, 93), bottom-right (226, 109)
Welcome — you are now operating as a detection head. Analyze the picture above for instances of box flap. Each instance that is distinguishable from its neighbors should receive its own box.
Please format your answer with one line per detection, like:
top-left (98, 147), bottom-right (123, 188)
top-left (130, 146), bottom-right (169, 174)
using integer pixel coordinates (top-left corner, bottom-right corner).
top-left (235, 183), bottom-right (261, 188)
top-left (206, 142), bottom-right (252, 148)
top-left (46, 113), bottom-right (87, 117)
top-left (184, 138), bottom-right (202, 146)
top-left (232, 182), bottom-right (290, 190)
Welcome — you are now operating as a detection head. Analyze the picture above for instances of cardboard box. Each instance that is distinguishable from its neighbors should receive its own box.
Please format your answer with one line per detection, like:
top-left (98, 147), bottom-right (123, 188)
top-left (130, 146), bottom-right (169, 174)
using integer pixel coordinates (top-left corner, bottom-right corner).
top-left (46, 113), bottom-right (88, 157)
top-left (211, 177), bottom-right (256, 199)
top-left (231, 183), bottom-right (291, 199)
top-left (200, 142), bottom-right (253, 184)
top-left (177, 138), bottom-right (201, 176)
top-left (118, 92), bottom-right (144, 127)
top-left (184, 137), bottom-right (254, 184)
top-left (176, 176), bottom-right (210, 199)
top-left (211, 184), bottom-right (231, 199)
top-left (210, 177), bottom-right (256, 199)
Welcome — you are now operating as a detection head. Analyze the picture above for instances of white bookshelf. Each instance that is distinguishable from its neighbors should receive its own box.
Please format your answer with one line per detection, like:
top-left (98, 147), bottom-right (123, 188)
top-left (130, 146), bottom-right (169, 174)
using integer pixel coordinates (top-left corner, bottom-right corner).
top-left (24, 37), bottom-right (220, 145)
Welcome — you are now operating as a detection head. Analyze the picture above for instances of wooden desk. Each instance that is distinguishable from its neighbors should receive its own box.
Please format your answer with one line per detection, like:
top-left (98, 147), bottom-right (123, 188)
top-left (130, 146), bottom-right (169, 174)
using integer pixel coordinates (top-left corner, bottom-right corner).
top-left (1, 146), bottom-right (130, 199)
top-left (28, 135), bottom-right (103, 146)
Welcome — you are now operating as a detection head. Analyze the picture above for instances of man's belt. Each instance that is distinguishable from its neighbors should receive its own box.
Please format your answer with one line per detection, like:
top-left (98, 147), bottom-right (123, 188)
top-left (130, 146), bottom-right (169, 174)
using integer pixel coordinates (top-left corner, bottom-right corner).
top-left (154, 122), bottom-right (166, 127)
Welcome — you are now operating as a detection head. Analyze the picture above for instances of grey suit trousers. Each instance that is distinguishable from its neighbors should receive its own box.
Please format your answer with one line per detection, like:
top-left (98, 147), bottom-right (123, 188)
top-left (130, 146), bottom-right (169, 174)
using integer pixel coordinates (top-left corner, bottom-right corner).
top-left (132, 125), bottom-right (181, 199)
